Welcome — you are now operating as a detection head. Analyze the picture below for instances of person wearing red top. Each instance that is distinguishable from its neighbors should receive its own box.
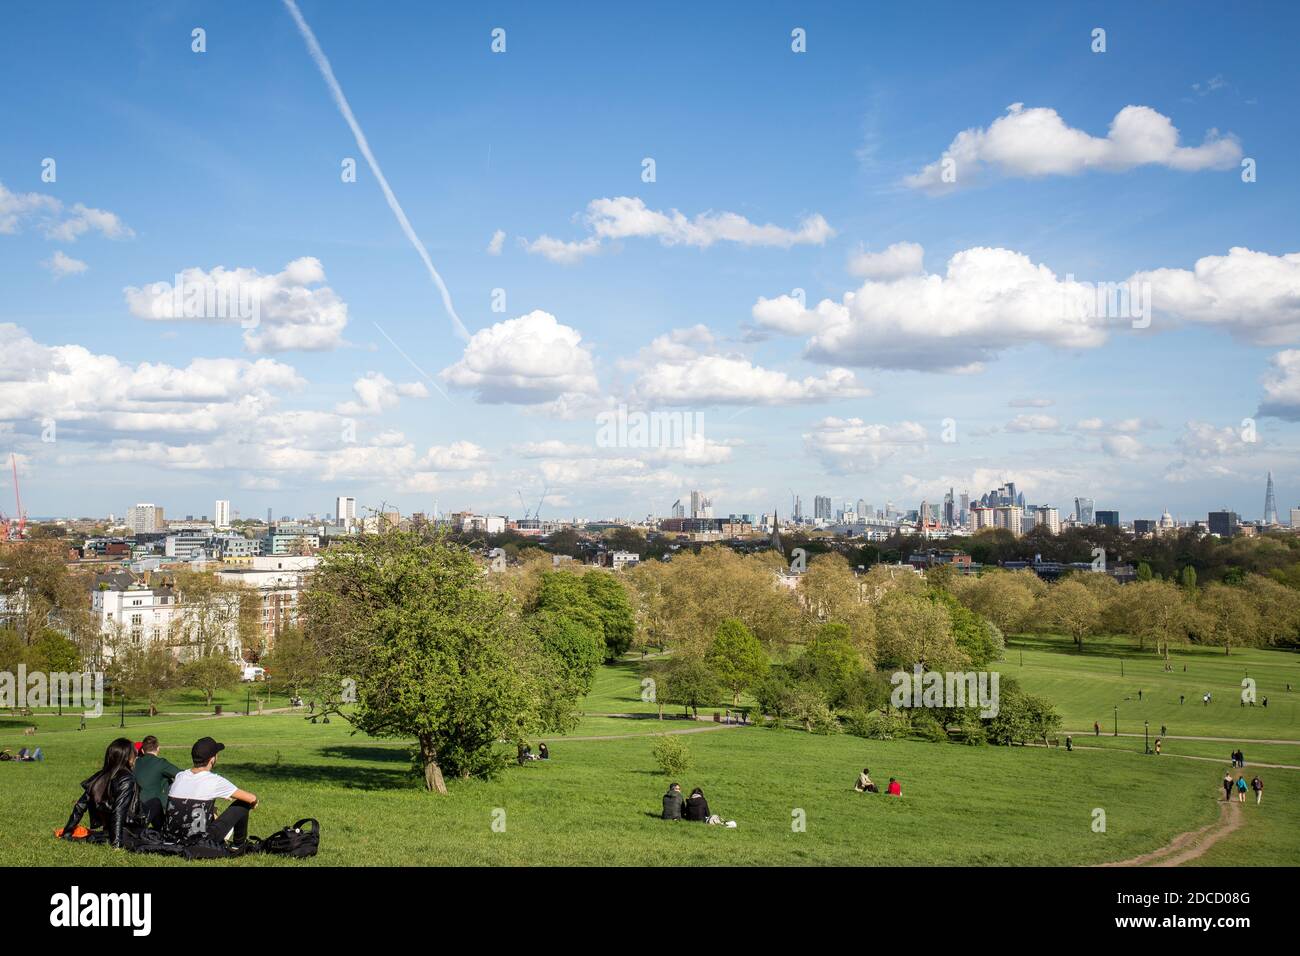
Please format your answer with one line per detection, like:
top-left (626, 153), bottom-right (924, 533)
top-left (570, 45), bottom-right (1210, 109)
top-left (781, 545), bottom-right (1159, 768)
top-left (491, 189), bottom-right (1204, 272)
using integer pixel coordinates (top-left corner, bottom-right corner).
top-left (887, 778), bottom-right (902, 797)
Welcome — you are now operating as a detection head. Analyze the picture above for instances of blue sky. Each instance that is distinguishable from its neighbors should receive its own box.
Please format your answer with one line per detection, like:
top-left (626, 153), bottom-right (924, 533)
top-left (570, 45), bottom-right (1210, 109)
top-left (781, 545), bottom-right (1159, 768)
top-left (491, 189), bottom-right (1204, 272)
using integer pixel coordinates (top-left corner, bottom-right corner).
top-left (2, 1), bottom-right (1299, 524)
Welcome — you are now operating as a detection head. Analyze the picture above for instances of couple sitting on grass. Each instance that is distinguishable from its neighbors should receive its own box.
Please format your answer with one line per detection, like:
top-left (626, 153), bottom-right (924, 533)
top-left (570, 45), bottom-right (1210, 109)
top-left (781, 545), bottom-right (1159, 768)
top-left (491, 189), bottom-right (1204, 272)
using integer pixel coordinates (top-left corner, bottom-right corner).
top-left (58, 735), bottom-right (259, 852)
top-left (661, 782), bottom-right (737, 827)
top-left (853, 768), bottom-right (901, 796)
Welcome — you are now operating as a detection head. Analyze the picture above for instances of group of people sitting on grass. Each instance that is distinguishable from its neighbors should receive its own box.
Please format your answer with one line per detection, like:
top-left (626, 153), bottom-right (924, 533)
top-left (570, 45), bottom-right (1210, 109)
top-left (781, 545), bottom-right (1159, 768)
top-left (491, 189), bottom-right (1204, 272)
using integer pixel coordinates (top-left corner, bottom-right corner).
top-left (0, 746), bottom-right (43, 761)
top-left (661, 782), bottom-right (736, 826)
top-left (517, 742), bottom-right (550, 764)
top-left (1222, 770), bottom-right (1263, 805)
top-left (853, 767), bottom-right (902, 796)
top-left (57, 734), bottom-right (259, 852)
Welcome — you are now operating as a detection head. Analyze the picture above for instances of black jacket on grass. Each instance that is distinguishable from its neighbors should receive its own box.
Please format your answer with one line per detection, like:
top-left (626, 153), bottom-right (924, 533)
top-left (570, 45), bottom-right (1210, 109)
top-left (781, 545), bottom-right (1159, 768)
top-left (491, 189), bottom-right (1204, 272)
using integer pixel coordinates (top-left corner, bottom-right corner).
top-left (684, 794), bottom-right (710, 822)
top-left (62, 771), bottom-right (148, 848)
top-left (662, 790), bottom-right (685, 820)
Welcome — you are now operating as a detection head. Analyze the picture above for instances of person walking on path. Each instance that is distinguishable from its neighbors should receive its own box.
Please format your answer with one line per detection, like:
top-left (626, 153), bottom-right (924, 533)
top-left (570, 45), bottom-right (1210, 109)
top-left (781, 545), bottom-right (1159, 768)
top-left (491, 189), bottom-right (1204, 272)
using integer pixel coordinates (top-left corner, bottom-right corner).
top-left (1236, 775), bottom-right (1248, 803)
top-left (1154, 738), bottom-right (1162, 756)
top-left (1251, 776), bottom-right (1263, 805)
top-left (1094, 721), bottom-right (1100, 737)
top-left (1223, 771), bottom-right (1234, 802)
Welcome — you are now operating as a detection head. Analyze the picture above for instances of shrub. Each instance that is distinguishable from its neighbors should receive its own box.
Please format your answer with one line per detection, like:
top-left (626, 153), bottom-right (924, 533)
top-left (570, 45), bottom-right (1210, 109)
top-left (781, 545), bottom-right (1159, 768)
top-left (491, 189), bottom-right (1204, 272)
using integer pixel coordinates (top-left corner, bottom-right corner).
top-left (953, 708), bottom-right (988, 746)
top-left (650, 734), bottom-right (692, 778)
top-left (845, 708), bottom-right (911, 740)
top-left (909, 710), bottom-right (949, 743)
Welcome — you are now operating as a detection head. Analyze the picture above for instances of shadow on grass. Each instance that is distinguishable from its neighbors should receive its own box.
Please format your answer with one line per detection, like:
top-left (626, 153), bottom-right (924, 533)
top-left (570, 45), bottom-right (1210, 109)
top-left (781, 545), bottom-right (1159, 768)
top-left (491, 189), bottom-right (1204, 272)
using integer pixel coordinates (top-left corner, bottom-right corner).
top-left (232, 759), bottom-right (411, 791)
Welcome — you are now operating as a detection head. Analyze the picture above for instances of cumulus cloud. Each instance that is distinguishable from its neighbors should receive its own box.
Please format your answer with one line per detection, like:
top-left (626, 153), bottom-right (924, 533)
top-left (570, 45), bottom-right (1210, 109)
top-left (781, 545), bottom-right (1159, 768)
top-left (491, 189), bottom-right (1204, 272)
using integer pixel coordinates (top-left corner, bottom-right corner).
top-left (625, 325), bottom-right (870, 406)
top-left (1009, 397), bottom-right (1053, 408)
top-left (525, 196), bottom-right (833, 264)
top-left (486, 229), bottom-right (505, 255)
top-left (0, 180), bottom-right (133, 241)
top-left (125, 257), bottom-right (349, 353)
top-left (1259, 350), bottom-right (1300, 421)
top-left (335, 372), bottom-right (429, 416)
top-left (421, 440), bottom-right (493, 470)
top-left (439, 310), bottom-right (599, 409)
top-left (906, 104), bottom-right (1242, 193)
top-left (1133, 247), bottom-right (1300, 346)
top-left (1101, 434), bottom-right (1144, 459)
top-left (42, 250), bottom-right (87, 278)
top-left (803, 418), bottom-right (927, 473)
top-left (848, 241), bottom-right (924, 280)
top-left (0, 323), bottom-right (304, 434)
top-left (754, 244), bottom-right (1118, 372)
top-left (1006, 414), bottom-right (1059, 432)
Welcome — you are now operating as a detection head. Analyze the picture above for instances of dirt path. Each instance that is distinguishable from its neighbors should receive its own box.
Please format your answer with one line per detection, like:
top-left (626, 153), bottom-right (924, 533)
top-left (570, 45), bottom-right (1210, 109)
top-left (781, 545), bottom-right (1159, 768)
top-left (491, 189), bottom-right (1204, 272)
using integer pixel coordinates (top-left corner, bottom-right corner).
top-left (1097, 790), bottom-right (1244, 867)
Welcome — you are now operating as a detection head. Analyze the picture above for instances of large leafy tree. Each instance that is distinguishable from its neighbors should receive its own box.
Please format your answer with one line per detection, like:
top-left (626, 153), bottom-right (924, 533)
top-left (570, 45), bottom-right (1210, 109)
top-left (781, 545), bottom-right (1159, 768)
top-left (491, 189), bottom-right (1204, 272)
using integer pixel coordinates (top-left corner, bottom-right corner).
top-left (655, 654), bottom-right (722, 718)
top-left (303, 529), bottom-right (576, 793)
top-left (582, 572), bottom-right (636, 660)
top-left (1196, 583), bottom-right (1260, 656)
top-left (1034, 578), bottom-right (1101, 651)
top-left (706, 617), bottom-right (769, 704)
top-left (261, 624), bottom-right (325, 698)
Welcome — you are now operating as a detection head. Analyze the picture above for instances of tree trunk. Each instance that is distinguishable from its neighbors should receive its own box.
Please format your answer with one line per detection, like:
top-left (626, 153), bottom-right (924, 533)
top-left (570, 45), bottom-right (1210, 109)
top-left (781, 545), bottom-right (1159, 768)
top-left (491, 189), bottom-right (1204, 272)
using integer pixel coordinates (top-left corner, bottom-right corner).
top-left (419, 734), bottom-right (448, 794)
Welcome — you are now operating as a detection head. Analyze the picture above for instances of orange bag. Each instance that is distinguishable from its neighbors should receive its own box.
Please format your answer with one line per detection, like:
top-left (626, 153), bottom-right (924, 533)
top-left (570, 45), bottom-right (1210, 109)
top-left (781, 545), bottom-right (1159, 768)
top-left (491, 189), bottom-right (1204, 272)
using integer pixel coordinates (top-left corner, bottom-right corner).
top-left (53, 825), bottom-right (90, 839)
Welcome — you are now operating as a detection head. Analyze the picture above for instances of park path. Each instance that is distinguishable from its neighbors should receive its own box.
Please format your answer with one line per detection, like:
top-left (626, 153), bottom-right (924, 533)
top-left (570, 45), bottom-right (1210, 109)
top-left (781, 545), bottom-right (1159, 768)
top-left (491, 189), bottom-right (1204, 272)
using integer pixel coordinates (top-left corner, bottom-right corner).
top-left (1068, 731), bottom-right (1300, 745)
top-left (1037, 741), bottom-right (1300, 771)
top-left (1096, 790), bottom-right (1244, 867)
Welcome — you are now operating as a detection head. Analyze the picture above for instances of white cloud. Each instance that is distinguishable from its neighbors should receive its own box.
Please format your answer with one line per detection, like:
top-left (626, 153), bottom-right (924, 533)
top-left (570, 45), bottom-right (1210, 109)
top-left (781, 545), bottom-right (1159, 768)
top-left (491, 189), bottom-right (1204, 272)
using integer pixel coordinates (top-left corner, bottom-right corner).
top-left (1076, 418), bottom-right (1105, 431)
top-left (125, 257), bottom-right (349, 353)
top-left (513, 440), bottom-right (594, 458)
top-left (42, 250), bottom-right (87, 278)
top-left (421, 441), bottom-right (492, 470)
top-left (335, 372), bottom-right (429, 416)
top-left (755, 244), bottom-right (1116, 372)
top-left (848, 241), bottom-right (924, 280)
top-left (906, 104), bottom-right (1242, 193)
top-left (1101, 434), bottom-right (1144, 459)
top-left (625, 326), bottom-right (870, 406)
top-left (1009, 397), bottom-right (1053, 408)
top-left (486, 229), bottom-right (505, 255)
top-left (0, 180), bottom-right (133, 241)
top-left (1007, 414), bottom-right (1058, 432)
top-left (1259, 350), bottom-right (1300, 421)
top-left (0, 323), bottom-right (304, 434)
top-left (1133, 247), bottom-right (1300, 346)
top-left (525, 196), bottom-right (833, 264)
top-left (439, 310), bottom-right (599, 408)
top-left (803, 418), bottom-right (927, 473)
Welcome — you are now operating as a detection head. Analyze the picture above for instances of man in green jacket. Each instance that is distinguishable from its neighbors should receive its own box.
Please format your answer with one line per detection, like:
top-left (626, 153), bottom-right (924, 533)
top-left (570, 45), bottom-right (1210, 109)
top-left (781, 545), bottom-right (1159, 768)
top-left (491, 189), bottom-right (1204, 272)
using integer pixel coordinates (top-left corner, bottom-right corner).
top-left (133, 735), bottom-right (180, 830)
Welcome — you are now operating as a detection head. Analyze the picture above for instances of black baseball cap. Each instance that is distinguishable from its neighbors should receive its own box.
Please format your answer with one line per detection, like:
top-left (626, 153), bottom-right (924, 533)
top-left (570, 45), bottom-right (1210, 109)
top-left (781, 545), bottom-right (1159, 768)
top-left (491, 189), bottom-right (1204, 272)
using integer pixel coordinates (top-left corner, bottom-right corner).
top-left (191, 737), bottom-right (225, 764)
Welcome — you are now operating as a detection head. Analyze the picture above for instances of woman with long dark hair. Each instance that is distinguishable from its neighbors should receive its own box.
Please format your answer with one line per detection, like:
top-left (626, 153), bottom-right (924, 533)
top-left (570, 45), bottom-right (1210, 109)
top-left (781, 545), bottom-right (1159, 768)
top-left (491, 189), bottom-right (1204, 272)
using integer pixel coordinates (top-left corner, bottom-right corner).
top-left (60, 737), bottom-right (147, 848)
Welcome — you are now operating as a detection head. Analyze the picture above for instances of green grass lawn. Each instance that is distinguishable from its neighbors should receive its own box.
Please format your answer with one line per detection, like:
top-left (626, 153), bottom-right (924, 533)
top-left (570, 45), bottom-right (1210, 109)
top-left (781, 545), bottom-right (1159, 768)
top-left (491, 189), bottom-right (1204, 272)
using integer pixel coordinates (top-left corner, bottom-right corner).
top-left (2, 636), bottom-right (1296, 867)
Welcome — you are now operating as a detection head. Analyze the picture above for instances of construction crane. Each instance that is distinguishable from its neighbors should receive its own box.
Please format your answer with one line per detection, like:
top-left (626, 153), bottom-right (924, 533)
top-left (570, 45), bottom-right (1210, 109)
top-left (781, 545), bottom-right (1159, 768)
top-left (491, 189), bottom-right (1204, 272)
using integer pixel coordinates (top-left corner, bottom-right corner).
top-left (516, 490), bottom-right (531, 520)
top-left (534, 484), bottom-right (549, 520)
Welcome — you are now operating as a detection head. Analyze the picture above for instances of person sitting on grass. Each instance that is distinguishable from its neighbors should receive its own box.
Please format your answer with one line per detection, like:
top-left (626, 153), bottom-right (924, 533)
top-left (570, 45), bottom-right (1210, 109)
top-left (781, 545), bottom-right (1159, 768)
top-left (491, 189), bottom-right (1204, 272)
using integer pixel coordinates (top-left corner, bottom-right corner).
top-left (662, 782), bottom-right (685, 820)
top-left (538, 743), bottom-right (550, 760)
top-left (684, 787), bottom-right (711, 822)
top-left (133, 735), bottom-right (180, 830)
top-left (164, 737), bottom-right (258, 851)
top-left (59, 737), bottom-right (148, 849)
top-left (854, 768), bottom-right (878, 793)
top-left (887, 777), bottom-right (902, 797)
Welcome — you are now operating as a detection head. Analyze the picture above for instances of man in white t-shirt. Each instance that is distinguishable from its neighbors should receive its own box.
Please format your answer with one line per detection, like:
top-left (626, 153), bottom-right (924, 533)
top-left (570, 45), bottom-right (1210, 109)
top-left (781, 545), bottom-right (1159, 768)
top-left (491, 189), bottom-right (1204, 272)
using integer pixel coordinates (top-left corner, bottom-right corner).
top-left (166, 736), bottom-right (259, 846)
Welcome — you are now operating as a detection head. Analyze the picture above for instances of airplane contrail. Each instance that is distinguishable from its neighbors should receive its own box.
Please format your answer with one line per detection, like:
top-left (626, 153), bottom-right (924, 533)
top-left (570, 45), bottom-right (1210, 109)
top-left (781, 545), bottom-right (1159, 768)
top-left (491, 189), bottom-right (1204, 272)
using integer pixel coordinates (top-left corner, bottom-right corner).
top-left (282, 0), bottom-right (471, 342)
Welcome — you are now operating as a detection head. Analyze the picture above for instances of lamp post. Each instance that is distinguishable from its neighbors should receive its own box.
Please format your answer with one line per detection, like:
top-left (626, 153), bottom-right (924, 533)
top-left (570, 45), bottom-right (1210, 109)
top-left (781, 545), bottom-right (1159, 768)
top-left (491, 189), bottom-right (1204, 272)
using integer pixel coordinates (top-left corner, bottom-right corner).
top-left (119, 691), bottom-right (125, 729)
top-left (1113, 706), bottom-right (1118, 737)
top-left (1144, 720), bottom-right (1151, 755)
top-left (246, 688), bottom-right (251, 717)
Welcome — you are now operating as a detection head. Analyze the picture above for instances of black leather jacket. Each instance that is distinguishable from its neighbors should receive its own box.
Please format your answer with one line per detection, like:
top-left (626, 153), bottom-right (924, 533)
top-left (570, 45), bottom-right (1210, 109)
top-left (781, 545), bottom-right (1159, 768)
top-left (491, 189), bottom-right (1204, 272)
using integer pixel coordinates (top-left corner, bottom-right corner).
top-left (63, 771), bottom-right (147, 847)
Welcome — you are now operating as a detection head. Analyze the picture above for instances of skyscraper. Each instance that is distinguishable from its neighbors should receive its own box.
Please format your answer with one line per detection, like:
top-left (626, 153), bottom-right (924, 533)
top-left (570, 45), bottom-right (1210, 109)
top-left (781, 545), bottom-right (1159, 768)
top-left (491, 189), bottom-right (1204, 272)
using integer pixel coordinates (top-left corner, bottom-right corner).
top-left (814, 495), bottom-right (832, 521)
top-left (1074, 497), bottom-right (1094, 525)
top-left (214, 499), bottom-right (231, 530)
top-left (336, 496), bottom-right (356, 527)
top-left (1264, 471), bottom-right (1279, 525)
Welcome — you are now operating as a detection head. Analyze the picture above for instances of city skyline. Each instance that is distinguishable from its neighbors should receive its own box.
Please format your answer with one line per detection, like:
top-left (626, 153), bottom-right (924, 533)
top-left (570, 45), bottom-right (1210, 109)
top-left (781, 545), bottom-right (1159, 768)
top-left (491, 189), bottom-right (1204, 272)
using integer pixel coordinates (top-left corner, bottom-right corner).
top-left (4, 4), bottom-right (1300, 522)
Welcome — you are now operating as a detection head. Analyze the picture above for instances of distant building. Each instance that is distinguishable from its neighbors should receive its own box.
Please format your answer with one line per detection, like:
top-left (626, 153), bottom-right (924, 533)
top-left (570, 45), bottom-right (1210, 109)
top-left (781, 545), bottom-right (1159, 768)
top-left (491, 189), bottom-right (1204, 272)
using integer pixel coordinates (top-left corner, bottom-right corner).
top-left (1133, 519), bottom-right (1157, 535)
top-left (214, 500), bottom-right (231, 530)
top-left (127, 504), bottom-right (165, 535)
top-left (335, 496), bottom-right (356, 528)
top-left (1208, 511), bottom-right (1239, 538)
top-left (1095, 510), bottom-right (1119, 528)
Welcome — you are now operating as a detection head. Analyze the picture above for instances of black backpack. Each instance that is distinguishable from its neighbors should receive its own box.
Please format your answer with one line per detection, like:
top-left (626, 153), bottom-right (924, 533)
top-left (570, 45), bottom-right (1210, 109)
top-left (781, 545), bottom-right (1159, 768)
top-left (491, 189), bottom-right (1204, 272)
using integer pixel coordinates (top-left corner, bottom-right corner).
top-left (253, 818), bottom-right (320, 858)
